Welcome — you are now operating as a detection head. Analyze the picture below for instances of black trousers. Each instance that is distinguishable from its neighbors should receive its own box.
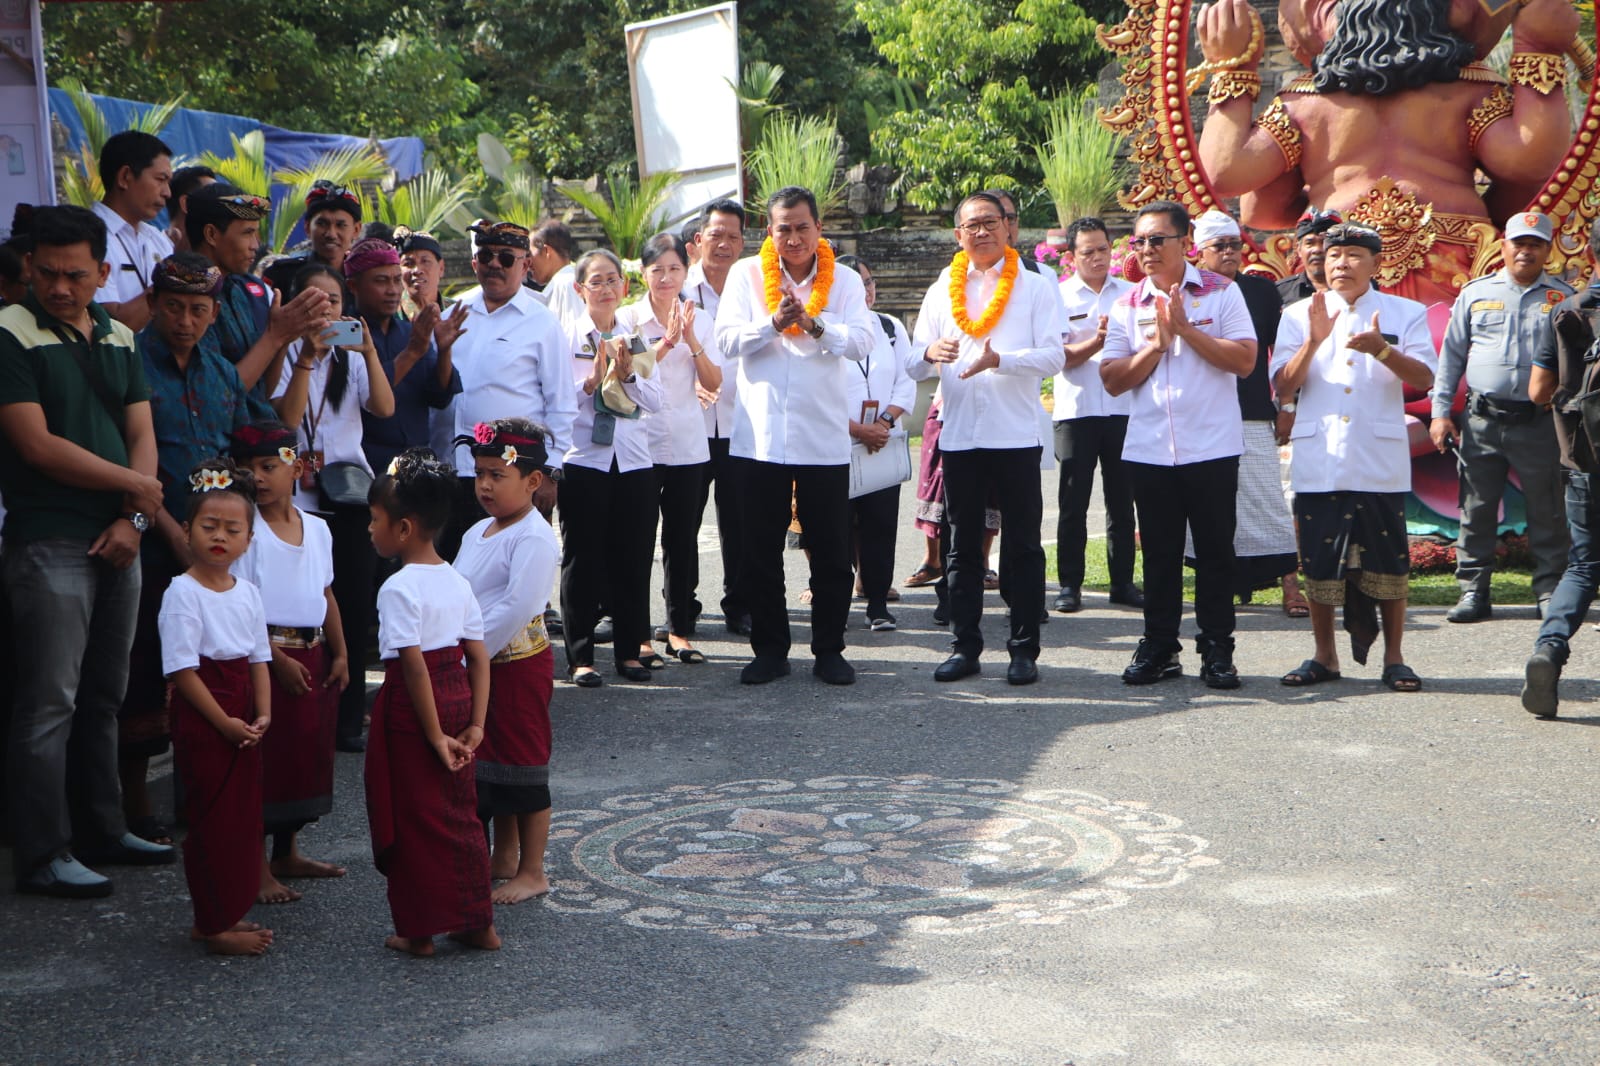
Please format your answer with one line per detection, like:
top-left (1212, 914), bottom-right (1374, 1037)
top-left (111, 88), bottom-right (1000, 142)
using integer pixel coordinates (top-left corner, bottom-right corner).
top-left (734, 457), bottom-right (851, 659)
top-left (656, 462), bottom-right (708, 636)
top-left (1128, 457), bottom-right (1239, 654)
top-left (850, 484), bottom-right (901, 618)
top-left (326, 504), bottom-right (378, 741)
top-left (943, 447), bottom-right (1045, 659)
top-left (559, 461), bottom-right (660, 669)
top-left (1054, 415), bottom-right (1136, 588)
top-left (695, 436), bottom-right (747, 620)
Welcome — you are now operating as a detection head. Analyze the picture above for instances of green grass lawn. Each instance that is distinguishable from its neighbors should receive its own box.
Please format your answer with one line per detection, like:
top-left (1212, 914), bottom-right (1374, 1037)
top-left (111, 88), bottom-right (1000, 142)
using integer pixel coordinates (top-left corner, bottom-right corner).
top-left (1053, 540), bottom-right (1535, 607)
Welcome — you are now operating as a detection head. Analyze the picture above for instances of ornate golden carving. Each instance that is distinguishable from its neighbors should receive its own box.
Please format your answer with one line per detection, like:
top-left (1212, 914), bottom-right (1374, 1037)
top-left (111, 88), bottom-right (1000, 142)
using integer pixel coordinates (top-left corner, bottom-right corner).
top-left (1508, 52), bottom-right (1567, 95)
top-left (1256, 99), bottom-right (1303, 170)
top-left (1208, 70), bottom-right (1261, 106)
top-left (1345, 178), bottom-right (1437, 289)
top-left (1467, 86), bottom-right (1514, 152)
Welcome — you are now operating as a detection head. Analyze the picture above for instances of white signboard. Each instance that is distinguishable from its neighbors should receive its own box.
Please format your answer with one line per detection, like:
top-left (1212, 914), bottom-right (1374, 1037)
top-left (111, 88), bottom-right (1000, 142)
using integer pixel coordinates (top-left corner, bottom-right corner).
top-left (625, 3), bottom-right (742, 225)
top-left (0, 0), bottom-right (54, 239)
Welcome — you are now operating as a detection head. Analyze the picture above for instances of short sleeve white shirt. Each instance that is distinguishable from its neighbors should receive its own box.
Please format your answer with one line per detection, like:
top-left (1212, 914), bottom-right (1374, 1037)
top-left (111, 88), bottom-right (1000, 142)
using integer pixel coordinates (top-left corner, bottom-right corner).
top-left (377, 563), bottom-right (484, 659)
top-left (450, 286), bottom-right (576, 475)
top-left (1271, 285), bottom-right (1437, 494)
top-left (273, 341), bottom-right (377, 490)
top-left (453, 510), bottom-right (560, 657)
top-left (617, 298), bottom-right (722, 466)
top-left (714, 254), bottom-right (875, 465)
top-left (231, 509), bottom-right (334, 628)
top-left (1101, 264), bottom-right (1255, 467)
top-left (93, 202), bottom-right (173, 305)
top-left (910, 260), bottom-right (1066, 452)
top-left (1053, 273), bottom-right (1133, 420)
top-left (159, 573), bottom-right (272, 676)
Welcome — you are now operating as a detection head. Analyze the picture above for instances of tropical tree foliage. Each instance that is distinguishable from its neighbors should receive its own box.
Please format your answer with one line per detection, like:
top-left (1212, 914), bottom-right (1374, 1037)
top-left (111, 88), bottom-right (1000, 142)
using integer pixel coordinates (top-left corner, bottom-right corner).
top-left (56, 77), bottom-right (184, 207)
top-left (1036, 94), bottom-right (1126, 228)
top-left (197, 136), bottom-right (389, 252)
top-left (746, 114), bottom-right (846, 220)
top-left (559, 168), bottom-right (680, 260)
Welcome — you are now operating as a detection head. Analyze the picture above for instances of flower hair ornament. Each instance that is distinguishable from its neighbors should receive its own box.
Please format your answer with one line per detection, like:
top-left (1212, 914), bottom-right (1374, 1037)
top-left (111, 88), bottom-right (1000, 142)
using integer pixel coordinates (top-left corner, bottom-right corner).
top-left (190, 468), bottom-right (234, 493)
top-left (455, 422), bottom-right (548, 470)
top-left (277, 446), bottom-right (298, 465)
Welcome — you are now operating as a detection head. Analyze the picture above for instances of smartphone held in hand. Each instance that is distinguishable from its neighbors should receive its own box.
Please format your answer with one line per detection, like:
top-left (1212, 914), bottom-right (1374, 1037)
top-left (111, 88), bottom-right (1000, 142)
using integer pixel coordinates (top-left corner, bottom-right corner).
top-left (321, 319), bottom-right (363, 347)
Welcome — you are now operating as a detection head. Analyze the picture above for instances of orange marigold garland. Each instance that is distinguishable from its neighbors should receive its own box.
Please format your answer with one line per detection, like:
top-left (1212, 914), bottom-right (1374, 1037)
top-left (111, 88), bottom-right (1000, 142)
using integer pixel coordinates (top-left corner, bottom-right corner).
top-left (949, 247), bottom-right (1019, 337)
top-left (762, 236), bottom-right (835, 335)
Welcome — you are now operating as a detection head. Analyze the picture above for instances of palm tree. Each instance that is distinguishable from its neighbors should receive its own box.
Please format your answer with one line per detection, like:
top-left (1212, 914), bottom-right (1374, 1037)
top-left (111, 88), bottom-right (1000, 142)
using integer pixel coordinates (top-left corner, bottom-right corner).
top-left (363, 169), bottom-right (476, 236)
top-left (559, 167), bottom-right (680, 260)
top-left (55, 77), bottom-right (184, 207)
top-left (200, 135), bottom-right (388, 253)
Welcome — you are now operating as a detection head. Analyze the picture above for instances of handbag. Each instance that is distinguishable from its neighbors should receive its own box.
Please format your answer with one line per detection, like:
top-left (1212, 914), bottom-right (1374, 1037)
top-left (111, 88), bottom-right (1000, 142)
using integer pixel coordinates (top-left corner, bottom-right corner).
top-left (317, 461), bottom-right (374, 509)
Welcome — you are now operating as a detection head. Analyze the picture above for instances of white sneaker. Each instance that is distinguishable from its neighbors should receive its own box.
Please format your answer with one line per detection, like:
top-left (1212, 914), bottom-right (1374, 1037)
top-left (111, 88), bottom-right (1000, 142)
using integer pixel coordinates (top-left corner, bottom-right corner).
top-left (867, 615), bottom-right (897, 632)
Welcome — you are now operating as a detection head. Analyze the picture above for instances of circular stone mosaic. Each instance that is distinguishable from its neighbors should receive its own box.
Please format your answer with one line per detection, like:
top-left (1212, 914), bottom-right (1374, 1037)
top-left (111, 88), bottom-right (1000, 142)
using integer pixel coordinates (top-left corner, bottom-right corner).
top-left (545, 775), bottom-right (1217, 941)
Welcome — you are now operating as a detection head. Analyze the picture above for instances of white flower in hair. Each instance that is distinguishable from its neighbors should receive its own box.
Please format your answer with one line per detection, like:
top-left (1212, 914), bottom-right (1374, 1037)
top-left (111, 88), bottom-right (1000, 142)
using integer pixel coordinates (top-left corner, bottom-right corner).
top-left (386, 457), bottom-right (401, 476)
top-left (278, 446), bottom-right (297, 464)
top-left (191, 468), bottom-right (233, 492)
top-left (501, 444), bottom-right (519, 466)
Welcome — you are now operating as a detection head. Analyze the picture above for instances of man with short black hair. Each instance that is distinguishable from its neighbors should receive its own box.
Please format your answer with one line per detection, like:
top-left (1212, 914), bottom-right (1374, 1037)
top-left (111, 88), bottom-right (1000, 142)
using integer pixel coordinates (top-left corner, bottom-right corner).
top-left (261, 181), bottom-right (362, 302)
top-left (681, 217), bottom-right (703, 267)
top-left (716, 186), bottom-right (873, 685)
top-left (165, 165), bottom-right (216, 253)
top-left (0, 205), bottom-right (174, 897)
top-left (687, 198), bottom-right (752, 635)
top-left (1277, 208), bottom-right (1341, 307)
top-left (93, 130), bottom-right (175, 331)
top-left (983, 189), bottom-right (1043, 274)
top-left (1101, 200), bottom-right (1258, 689)
top-left (529, 219), bottom-right (582, 329)
top-left (395, 227), bottom-right (446, 319)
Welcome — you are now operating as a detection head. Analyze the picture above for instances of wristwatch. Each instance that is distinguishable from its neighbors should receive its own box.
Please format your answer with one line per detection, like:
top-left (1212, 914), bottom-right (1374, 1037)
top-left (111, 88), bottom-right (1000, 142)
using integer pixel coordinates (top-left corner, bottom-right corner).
top-left (807, 318), bottom-right (825, 340)
top-left (1278, 402), bottom-right (1297, 414)
top-left (543, 467), bottom-right (564, 484)
top-left (1375, 346), bottom-right (1393, 362)
top-left (124, 511), bottom-right (150, 534)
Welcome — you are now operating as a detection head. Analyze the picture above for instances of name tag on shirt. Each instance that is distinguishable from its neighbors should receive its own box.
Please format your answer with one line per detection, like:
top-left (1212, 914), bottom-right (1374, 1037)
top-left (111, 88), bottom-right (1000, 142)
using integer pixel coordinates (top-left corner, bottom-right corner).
top-left (1068, 313), bottom-right (1089, 321)
top-left (1471, 300), bottom-right (1506, 313)
top-left (1193, 318), bottom-right (1214, 327)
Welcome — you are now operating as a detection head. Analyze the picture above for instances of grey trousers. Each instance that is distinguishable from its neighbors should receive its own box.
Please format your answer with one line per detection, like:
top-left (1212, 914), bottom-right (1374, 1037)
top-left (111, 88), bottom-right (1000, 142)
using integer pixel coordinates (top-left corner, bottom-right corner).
top-left (1455, 411), bottom-right (1570, 597)
top-left (4, 538), bottom-right (140, 875)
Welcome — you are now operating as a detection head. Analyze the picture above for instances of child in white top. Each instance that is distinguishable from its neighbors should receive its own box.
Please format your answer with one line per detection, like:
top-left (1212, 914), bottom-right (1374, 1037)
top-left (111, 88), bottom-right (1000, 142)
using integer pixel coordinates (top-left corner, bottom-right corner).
top-left (158, 459), bottom-right (274, 957)
top-left (229, 420), bottom-right (350, 905)
top-left (452, 418), bottom-right (560, 905)
top-left (365, 448), bottom-right (497, 957)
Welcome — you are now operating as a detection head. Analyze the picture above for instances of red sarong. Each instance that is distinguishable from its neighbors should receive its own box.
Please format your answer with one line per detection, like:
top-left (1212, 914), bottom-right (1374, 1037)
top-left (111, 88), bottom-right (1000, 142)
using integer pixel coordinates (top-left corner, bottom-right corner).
top-left (476, 650), bottom-right (554, 777)
top-left (262, 643), bottom-right (336, 831)
top-left (171, 656), bottom-right (262, 938)
top-left (363, 645), bottom-right (492, 939)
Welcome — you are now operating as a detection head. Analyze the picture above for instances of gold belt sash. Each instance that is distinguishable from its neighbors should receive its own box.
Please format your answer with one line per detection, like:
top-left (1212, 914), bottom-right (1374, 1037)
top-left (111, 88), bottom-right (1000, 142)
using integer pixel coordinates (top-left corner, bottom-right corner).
top-left (268, 625), bottom-right (323, 649)
top-left (491, 616), bottom-right (550, 664)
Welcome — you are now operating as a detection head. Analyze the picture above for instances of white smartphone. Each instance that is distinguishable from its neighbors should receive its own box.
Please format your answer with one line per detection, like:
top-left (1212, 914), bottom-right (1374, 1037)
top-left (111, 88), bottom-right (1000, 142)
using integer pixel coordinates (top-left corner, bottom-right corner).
top-left (321, 319), bottom-right (363, 347)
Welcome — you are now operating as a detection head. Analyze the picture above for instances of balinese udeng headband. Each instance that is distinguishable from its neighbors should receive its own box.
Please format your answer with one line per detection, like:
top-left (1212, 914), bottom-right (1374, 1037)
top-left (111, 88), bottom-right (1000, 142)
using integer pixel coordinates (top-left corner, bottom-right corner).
top-left (392, 226), bottom-right (444, 259)
top-left (470, 220), bottom-right (530, 250)
top-left (189, 184), bottom-right (270, 226)
top-left (1322, 222), bottom-right (1384, 254)
top-left (229, 423), bottom-right (299, 464)
top-left (305, 180), bottom-right (362, 222)
top-left (152, 256), bottom-right (223, 297)
top-left (1295, 207), bottom-right (1343, 240)
top-left (343, 236), bottom-right (401, 278)
top-left (454, 422), bottom-right (547, 469)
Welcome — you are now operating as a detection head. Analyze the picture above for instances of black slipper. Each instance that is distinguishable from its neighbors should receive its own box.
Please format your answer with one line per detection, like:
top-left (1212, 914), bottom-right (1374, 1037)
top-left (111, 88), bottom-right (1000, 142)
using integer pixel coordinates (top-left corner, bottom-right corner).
top-left (674, 647), bottom-right (706, 664)
top-left (1281, 659), bottom-right (1340, 686)
top-left (639, 652), bottom-right (666, 670)
top-left (1381, 662), bottom-right (1422, 692)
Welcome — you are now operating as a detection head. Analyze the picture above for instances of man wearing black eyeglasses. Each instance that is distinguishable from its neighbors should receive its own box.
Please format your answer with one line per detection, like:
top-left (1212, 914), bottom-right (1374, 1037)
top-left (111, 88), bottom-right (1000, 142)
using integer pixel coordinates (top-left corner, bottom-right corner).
top-left (1101, 200), bottom-right (1258, 689)
top-left (438, 219), bottom-right (574, 560)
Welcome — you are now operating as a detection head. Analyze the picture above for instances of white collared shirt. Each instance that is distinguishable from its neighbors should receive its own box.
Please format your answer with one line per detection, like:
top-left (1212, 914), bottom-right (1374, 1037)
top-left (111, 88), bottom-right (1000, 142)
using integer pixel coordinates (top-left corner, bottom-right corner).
top-left (715, 253), bottom-right (874, 465)
top-left (92, 201), bottom-right (173, 305)
top-left (1272, 285), bottom-right (1436, 494)
top-left (563, 314), bottom-right (664, 474)
top-left (910, 258), bottom-right (1066, 452)
top-left (617, 297), bottom-right (721, 466)
top-left (273, 340), bottom-right (379, 499)
top-left (534, 262), bottom-right (584, 333)
top-left (685, 263), bottom-right (736, 438)
top-left (1053, 273), bottom-right (1133, 420)
top-left (845, 312), bottom-right (919, 425)
top-left (1101, 264), bottom-right (1255, 466)
top-left (449, 285), bottom-right (576, 475)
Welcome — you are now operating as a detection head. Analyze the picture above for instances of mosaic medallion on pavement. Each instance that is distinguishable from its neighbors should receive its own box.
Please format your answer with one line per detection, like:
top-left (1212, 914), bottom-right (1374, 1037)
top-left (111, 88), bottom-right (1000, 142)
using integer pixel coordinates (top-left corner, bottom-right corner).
top-left (545, 774), bottom-right (1217, 941)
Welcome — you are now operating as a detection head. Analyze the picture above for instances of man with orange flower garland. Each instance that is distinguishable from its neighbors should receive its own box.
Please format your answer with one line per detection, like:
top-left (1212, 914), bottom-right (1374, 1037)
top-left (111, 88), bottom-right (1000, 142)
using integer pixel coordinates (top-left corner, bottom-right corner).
top-left (911, 192), bottom-right (1066, 686)
top-left (714, 186), bottom-right (874, 687)
top-left (1101, 200), bottom-right (1257, 689)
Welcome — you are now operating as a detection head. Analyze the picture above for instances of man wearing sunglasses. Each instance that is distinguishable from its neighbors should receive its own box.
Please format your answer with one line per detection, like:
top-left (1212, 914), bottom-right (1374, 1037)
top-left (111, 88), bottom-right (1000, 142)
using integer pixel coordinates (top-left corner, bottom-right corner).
top-left (185, 184), bottom-right (333, 418)
top-left (438, 219), bottom-right (574, 559)
top-left (1101, 200), bottom-right (1258, 689)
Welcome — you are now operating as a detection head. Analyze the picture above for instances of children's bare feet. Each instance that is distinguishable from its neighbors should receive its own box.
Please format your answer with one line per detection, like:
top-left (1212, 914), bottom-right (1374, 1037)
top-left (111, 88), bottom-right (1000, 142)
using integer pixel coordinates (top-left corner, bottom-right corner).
top-left (447, 925), bottom-right (502, 950)
top-left (385, 935), bottom-right (435, 956)
top-left (490, 858), bottom-right (518, 880)
top-left (204, 927), bottom-right (274, 955)
top-left (271, 855), bottom-right (347, 879)
top-left (258, 869), bottom-right (302, 904)
top-left (189, 921), bottom-right (263, 941)
top-left (491, 873), bottom-right (550, 905)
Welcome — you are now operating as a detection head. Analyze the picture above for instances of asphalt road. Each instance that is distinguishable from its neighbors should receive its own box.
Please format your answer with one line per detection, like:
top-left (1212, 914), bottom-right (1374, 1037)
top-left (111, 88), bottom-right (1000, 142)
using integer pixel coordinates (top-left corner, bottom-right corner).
top-left (2, 467), bottom-right (1598, 1066)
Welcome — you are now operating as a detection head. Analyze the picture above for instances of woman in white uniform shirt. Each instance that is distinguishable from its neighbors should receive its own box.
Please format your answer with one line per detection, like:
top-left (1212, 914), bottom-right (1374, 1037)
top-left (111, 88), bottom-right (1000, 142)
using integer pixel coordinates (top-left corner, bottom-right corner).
top-left (559, 250), bottom-right (664, 687)
top-left (616, 233), bottom-right (723, 665)
top-left (270, 263), bottom-right (395, 749)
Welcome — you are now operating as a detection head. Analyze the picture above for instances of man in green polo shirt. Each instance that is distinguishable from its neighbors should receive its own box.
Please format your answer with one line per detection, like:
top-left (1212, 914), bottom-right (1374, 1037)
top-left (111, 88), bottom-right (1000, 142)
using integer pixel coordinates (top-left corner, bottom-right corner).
top-left (0, 204), bottom-right (174, 898)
